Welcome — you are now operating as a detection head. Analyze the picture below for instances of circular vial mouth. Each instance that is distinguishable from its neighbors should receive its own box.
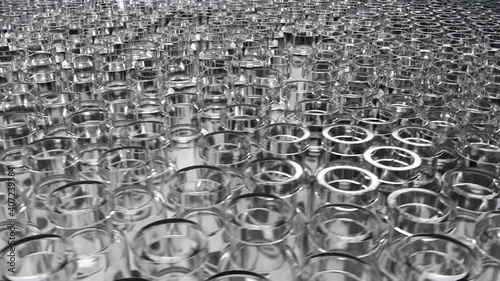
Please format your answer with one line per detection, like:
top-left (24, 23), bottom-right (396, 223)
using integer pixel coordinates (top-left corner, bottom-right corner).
top-left (48, 181), bottom-right (114, 229)
top-left (363, 146), bottom-right (422, 172)
top-left (300, 252), bottom-right (381, 281)
top-left (443, 168), bottom-right (500, 214)
top-left (133, 218), bottom-right (208, 268)
top-left (307, 203), bottom-right (383, 257)
top-left (244, 158), bottom-right (307, 196)
top-left (316, 165), bottom-right (379, 195)
top-left (395, 234), bottom-right (482, 281)
top-left (259, 123), bottom-right (311, 155)
top-left (225, 193), bottom-right (296, 245)
top-left (0, 234), bottom-right (77, 280)
top-left (474, 211), bottom-right (500, 263)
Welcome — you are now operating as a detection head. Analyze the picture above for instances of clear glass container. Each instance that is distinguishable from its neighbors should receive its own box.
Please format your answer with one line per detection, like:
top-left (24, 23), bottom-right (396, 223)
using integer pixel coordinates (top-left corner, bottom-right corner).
top-left (0, 111), bottom-right (40, 154)
top-left (0, 234), bottom-right (78, 281)
top-left (443, 168), bottom-right (500, 245)
top-left (289, 99), bottom-right (340, 171)
top-left (314, 163), bottom-right (379, 210)
top-left (0, 220), bottom-right (40, 251)
top-left (22, 137), bottom-right (80, 188)
top-left (48, 181), bottom-right (130, 280)
top-left (98, 146), bottom-right (154, 191)
top-left (168, 124), bottom-right (205, 169)
top-left (322, 124), bottom-right (374, 163)
top-left (98, 146), bottom-right (166, 252)
top-left (475, 211), bottom-right (500, 264)
top-left (282, 81), bottom-right (321, 119)
top-left (132, 218), bottom-right (208, 281)
top-left (162, 93), bottom-right (202, 127)
top-left (98, 87), bottom-right (136, 131)
top-left (220, 104), bottom-right (269, 136)
top-left (306, 203), bottom-right (384, 259)
top-left (352, 107), bottom-right (398, 145)
top-left (298, 252), bottom-right (381, 281)
top-left (362, 145), bottom-right (423, 219)
top-left (394, 234), bottom-right (482, 281)
top-left (119, 120), bottom-right (176, 190)
top-left (196, 131), bottom-right (252, 196)
top-left (386, 188), bottom-right (457, 241)
top-left (66, 109), bottom-right (113, 180)
top-left (38, 92), bottom-right (79, 136)
top-left (219, 193), bottom-right (300, 281)
top-left (165, 165), bottom-right (230, 213)
top-left (390, 126), bottom-right (446, 170)
top-left (0, 111), bottom-right (41, 195)
top-left (243, 158), bottom-right (310, 219)
top-left (165, 165), bottom-right (232, 274)
top-left (456, 131), bottom-right (500, 177)
top-left (257, 123), bottom-right (311, 165)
